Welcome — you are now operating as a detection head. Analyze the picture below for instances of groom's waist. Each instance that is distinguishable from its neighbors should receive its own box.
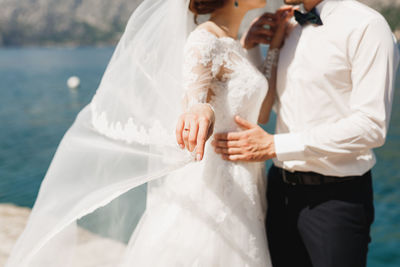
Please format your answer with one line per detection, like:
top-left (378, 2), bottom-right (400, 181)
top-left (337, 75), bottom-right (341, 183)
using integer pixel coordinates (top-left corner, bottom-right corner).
top-left (272, 150), bottom-right (376, 178)
top-left (276, 166), bottom-right (369, 186)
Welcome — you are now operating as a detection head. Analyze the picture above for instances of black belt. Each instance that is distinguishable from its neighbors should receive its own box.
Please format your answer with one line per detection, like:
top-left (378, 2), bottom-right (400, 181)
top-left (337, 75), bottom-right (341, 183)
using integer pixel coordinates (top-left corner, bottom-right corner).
top-left (278, 167), bottom-right (358, 186)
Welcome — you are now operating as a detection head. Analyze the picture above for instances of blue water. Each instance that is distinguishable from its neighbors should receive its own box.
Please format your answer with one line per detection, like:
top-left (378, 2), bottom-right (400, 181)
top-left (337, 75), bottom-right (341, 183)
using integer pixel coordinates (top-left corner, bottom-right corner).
top-left (0, 46), bottom-right (399, 266)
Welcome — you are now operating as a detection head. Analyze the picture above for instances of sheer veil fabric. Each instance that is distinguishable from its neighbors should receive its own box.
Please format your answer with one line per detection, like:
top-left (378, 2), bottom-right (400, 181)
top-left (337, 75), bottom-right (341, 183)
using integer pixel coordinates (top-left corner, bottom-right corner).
top-left (6, 0), bottom-right (200, 266)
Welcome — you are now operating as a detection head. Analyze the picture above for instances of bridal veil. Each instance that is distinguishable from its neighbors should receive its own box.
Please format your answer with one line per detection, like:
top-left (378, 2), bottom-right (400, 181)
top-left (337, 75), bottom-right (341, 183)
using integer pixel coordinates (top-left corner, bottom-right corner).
top-left (6, 0), bottom-right (199, 266)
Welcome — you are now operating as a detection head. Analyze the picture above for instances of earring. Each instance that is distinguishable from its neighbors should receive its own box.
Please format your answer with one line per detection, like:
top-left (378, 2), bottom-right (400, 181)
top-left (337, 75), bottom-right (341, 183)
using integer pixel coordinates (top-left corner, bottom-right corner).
top-left (234, 0), bottom-right (239, 7)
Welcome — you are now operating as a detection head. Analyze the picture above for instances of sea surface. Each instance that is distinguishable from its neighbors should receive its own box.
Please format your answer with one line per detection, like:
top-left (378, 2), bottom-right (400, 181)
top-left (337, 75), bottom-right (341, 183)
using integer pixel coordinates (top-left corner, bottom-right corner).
top-left (0, 46), bottom-right (399, 266)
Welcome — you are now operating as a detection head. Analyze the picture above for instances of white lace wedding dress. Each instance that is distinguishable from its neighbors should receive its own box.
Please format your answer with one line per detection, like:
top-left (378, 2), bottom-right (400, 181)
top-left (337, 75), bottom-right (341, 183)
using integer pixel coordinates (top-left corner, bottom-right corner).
top-left (122, 28), bottom-right (272, 267)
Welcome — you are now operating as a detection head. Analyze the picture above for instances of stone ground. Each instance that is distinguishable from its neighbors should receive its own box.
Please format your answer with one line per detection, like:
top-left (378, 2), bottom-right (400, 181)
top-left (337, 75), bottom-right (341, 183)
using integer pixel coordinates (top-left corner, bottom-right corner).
top-left (0, 204), bottom-right (30, 266)
top-left (0, 204), bottom-right (126, 267)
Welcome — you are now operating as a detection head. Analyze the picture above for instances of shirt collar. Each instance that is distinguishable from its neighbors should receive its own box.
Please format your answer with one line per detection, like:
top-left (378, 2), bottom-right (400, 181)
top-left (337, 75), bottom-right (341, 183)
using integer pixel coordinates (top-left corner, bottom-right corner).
top-left (314, 0), bottom-right (342, 22)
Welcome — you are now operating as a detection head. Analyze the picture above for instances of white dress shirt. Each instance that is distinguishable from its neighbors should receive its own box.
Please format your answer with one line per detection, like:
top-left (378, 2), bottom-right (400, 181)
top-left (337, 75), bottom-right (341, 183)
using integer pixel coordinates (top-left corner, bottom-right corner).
top-left (250, 0), bottom-right (399, 176)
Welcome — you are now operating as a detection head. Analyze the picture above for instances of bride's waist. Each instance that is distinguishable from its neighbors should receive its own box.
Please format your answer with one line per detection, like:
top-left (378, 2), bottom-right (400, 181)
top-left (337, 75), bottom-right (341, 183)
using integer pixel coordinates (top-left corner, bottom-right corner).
top-left (213, 116), bottom-right (258, 133)
top-left (213, 125), bottom-right (241, 133)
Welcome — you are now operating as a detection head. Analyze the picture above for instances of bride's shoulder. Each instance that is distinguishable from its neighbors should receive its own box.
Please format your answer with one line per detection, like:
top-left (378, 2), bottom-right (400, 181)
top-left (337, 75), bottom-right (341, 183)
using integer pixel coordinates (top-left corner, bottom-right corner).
top-left (189, 21), bottom-right (224, 41)
top-left (195, 21), bottom-right (222, 37)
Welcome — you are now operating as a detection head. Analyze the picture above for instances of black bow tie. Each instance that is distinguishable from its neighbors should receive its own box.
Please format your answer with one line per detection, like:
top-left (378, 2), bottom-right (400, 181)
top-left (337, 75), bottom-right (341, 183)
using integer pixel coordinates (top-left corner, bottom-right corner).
top-left (294, 8), bottom-right (323, 26)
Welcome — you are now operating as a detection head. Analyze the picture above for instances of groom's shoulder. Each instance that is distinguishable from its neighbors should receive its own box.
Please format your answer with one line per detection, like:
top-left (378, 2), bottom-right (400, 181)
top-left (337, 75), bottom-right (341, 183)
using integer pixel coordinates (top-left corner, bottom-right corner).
top-left (335, 0), bottom-right (389, 30)
top-left (333, 1), bottom-right (395, 58)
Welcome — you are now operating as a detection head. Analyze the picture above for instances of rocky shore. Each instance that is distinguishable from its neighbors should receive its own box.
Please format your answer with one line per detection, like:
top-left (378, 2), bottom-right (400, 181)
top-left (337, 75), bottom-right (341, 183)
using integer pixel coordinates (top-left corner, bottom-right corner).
top-left (1, 0), bottom-right (398, 47)
top-left (0, 204), bottom-right (30, 266)
top-left (0, 0), bottom-right (143, 46)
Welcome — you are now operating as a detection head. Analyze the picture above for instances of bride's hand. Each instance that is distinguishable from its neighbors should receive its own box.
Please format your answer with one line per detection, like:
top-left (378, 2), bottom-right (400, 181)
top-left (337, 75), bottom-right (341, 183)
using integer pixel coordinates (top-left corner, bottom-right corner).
top-left (241, 6), bottom-right (294, 50)
top-left (176, 103), bottom-right (215, 161)
top-left (241, 12), bottom-right (277, 50)
top-left (269, 6), bottom-right (295, 49)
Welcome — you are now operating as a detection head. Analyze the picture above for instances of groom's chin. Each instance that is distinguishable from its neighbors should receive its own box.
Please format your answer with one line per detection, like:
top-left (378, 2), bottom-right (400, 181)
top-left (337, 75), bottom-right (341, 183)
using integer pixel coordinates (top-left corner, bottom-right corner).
top-left (283, 0), bottom-right (303, 5)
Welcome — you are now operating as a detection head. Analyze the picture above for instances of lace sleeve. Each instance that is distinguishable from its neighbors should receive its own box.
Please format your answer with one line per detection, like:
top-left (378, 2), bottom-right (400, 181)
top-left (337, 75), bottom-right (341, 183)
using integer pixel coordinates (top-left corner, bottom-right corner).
top-left (182, 29), bottom-right (219, 111)
top-left (261, 48), bottom-right (279, 80)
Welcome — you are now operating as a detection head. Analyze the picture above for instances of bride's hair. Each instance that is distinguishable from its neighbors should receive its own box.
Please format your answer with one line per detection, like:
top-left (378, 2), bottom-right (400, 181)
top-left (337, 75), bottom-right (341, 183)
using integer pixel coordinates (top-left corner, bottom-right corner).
top-left (189, 0), bottom-right (227, 23)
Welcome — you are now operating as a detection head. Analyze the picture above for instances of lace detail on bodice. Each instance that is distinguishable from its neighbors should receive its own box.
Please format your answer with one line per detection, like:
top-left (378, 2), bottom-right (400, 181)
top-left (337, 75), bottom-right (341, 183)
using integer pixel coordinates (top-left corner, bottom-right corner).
top-left (182, 28), bottom-right (269, 132)
top-left (180, 29), bottom-right (269, 224)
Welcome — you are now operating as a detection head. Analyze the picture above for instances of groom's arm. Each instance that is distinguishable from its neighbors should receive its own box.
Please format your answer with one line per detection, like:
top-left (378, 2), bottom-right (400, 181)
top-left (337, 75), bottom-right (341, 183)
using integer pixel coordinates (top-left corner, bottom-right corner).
top-left (273, 17), bottom-right (399, 162)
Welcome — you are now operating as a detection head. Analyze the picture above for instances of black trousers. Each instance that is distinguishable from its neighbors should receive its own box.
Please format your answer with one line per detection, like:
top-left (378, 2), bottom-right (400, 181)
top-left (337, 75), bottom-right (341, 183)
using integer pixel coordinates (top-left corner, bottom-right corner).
top-left (266, 165), bottom-right (374, 267)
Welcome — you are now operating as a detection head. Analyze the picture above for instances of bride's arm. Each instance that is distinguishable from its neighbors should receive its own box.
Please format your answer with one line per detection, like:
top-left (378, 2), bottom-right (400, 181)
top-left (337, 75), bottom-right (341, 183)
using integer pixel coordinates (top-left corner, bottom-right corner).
top-left (257, 7), bottom-right (294, 124)
top-left (176, 28), bottom-right (217, 161)
top-left (258, 48), bottom-right (279, 124)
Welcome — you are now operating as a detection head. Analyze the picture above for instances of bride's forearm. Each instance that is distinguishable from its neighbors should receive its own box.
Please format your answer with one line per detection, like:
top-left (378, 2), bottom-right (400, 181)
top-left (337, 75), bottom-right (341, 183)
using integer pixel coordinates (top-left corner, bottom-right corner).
top-left (258, 49), bottom-right (279, 124)
top-left (258, 69), bottom-right (276, 124)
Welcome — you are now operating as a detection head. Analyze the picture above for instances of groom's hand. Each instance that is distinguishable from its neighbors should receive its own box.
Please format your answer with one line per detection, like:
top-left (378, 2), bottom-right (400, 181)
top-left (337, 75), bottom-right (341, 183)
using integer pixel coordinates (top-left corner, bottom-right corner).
top-left (212, 116), bottom-right (276, 162)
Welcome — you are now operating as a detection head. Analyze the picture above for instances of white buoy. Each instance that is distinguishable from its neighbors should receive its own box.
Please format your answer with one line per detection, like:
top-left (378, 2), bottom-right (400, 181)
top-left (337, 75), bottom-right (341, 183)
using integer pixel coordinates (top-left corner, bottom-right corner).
top-left (67, 76), bottom-right (81, 89)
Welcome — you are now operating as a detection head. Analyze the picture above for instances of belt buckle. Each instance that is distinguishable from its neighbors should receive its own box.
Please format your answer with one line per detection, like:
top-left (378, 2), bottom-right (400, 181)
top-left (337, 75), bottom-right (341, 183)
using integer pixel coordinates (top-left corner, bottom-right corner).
top-left (282, 170), bottom-right (297, 186)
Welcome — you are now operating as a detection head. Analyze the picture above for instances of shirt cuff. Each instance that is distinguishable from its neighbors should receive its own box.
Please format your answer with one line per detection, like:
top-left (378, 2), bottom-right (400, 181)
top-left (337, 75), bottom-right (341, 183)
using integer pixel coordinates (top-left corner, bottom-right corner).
top-left (274, 132), bottom-right (306, 161)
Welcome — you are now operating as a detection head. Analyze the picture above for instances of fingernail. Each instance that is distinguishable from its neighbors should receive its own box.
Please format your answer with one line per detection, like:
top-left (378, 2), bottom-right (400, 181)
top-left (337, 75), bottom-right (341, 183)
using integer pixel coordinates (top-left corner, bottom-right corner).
top-left (196, 154), bottom-right (202, 161)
